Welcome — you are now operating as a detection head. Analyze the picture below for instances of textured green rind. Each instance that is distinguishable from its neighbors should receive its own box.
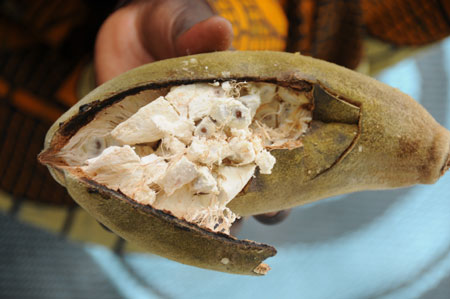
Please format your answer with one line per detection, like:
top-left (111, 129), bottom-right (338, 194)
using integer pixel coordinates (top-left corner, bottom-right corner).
top-left (45, 51), bottom-right (450, 212)
top-left (64, 172), bottom-right (276, 275)
top-left (41, 51), bottom-right (450, 273)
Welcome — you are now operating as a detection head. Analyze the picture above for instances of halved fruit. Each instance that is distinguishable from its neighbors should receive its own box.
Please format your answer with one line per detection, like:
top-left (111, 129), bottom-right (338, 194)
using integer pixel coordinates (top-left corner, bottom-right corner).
top-left (39, 51), bottom-right (450, 275)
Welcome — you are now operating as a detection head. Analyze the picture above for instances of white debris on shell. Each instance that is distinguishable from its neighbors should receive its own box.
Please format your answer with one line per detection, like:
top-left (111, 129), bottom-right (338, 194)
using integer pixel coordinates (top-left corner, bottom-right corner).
top-left (81, 81), bottom-right (311, 233)
top-left (255, 150), bottom-right (276, 174)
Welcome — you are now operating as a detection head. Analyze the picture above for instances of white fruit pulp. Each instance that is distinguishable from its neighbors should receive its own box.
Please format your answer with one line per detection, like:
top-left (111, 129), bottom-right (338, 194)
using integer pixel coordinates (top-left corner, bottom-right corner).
top-left (60, 81), bottom-right (312, 234)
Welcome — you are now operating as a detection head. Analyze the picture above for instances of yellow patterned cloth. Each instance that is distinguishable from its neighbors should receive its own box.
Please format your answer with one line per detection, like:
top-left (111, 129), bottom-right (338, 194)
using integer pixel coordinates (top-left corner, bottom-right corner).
top-left (208, 0), bottom-right (288, 51)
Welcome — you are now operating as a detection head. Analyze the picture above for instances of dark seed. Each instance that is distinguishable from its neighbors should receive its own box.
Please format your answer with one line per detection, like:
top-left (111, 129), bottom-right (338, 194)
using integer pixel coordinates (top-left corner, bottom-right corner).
top-left (235, 110), bottom-right (242, 118)
top-left (152, 139), bottom-right (161, 150)
top-left (201, 127), bottom-right (207, 133)
top-left (87, 188), bottom-right (99, 194)
top-left (95, 140), bottom-right (102, 150)
top-left (222, 158), bottom-right (232, 165)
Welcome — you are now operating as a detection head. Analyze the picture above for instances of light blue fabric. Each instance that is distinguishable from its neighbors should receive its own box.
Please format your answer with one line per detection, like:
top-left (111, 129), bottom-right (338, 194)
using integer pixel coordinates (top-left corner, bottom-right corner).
top-left (85, 38), bottom-right (450, 299)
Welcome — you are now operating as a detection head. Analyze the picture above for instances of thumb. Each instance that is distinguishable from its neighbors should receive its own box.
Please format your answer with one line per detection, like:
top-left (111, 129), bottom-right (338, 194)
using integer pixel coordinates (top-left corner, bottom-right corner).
top-left (175, 15), bottom-right (234, 56)
top-left (136, 0), bottom-right (233, 60)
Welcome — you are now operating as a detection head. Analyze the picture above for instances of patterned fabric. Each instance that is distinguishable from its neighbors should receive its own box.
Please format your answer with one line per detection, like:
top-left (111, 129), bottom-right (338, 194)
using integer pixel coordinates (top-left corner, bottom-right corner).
top-left (285, 0), bottom-right (364, 69)
top-left (285, 0), bottom-right (450, 69)
top-left (362, 0), bottom-right (450, 46)
top-left (207, 0), bottom-right (288, 51)
top-left (0, 0), bottom-right (114, 206)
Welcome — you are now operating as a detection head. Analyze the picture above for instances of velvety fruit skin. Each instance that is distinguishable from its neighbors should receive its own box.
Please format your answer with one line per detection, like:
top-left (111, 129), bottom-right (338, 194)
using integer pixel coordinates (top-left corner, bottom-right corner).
top-left (39, 51), bottom-right (450, 275)
top-left (64, 175), bottom-right (276, 275)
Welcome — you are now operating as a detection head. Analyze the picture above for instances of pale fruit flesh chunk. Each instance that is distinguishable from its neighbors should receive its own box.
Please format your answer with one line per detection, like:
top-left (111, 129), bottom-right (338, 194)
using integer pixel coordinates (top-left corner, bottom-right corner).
top-left (62, 81), bottom-right (312, 234)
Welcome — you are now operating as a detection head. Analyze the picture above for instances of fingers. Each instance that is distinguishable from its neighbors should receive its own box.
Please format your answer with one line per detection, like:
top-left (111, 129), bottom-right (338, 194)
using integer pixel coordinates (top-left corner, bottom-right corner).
top-left (253, 209), bottom-right (292, 225)
top-left (136, 0), bottom-right (233, 59)
top-left (95, 4), bottom-right (154, 85)
top-left (232, 210), bottom-right (292, 236)
top-left (95, 0), bottom-right (233, 85)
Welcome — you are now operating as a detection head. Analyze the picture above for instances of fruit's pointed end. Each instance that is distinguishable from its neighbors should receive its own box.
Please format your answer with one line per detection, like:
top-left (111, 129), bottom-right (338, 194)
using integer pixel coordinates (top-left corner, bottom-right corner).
top-left (253, 263), bottom-right (271, 275)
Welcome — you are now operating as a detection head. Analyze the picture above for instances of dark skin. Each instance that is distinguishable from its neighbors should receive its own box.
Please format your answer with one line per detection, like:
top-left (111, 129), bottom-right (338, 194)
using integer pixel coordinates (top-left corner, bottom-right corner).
top-left (95, 0), bottom-right (291, 226)
top-left (95, 0), bottom-right (233, 84)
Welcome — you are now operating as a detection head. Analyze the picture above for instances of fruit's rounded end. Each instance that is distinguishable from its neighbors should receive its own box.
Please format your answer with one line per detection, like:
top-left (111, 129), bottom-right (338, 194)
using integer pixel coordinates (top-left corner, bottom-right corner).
top-left (441, 150), bottom-right (450, 177)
